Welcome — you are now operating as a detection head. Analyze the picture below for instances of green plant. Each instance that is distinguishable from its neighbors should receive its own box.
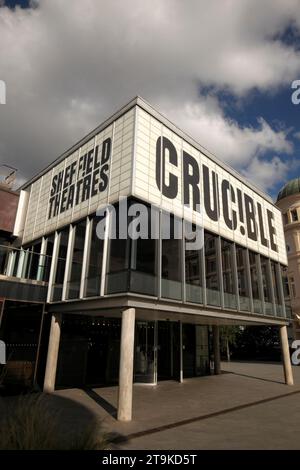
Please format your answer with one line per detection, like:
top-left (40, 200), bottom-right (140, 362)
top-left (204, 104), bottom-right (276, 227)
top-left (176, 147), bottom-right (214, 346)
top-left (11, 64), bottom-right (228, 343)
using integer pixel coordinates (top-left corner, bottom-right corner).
top-left (0, 394), bottom-right (108, 450)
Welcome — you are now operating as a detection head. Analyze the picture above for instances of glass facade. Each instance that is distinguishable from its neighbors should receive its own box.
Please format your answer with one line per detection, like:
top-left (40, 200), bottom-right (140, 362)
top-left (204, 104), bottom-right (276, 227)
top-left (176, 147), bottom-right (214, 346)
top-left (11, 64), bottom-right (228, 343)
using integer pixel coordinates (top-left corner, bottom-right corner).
top-left (52, 228), bottom-right (69, 301)
top-left (260, 256), bottom-right (273, 315)
top-left (10, 199), bottom-right (288, 319)
top-left (161, 214), bottom-right (182, 300)
top-left (106, 205), bottom-right (130, 294)
top-left (204, 232), bottom-right (221, 307)
top-left (185, 224), bottom-right (204, 304)
top-left (236, 245), bottom-right (251, 311)
top-left (271, 261), bottom-right (283, 316)
top-left (67, 220), bottom-right (86, 299)
top-left (130, 207), bottom-right (158, 296)
top-left (221, 238), bottom-right (237, 309)
top-left (55, 316), bottom-right (211, 387)
top-left (249, 251), bottom-right (263, 314)
top-left (85, 217), bottom-right (104, 297)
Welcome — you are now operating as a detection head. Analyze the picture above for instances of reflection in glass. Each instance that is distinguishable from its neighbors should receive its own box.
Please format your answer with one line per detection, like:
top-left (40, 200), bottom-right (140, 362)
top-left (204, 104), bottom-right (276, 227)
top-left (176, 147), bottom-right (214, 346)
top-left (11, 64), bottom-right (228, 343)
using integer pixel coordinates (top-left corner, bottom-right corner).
top-left (281, 265), bottom-right (292, 318)
top-left (261, 256), bottom-right (274, 315)
top-left (67, 220), bottom-right (86, 299)
top-left (24, 241), bottom-right (42, 280)
top-left (106, 205), bottom-right (130, 294)
top-left (249, 251), bottom-right (263, 314)
top-left (221, 238), bottom-right (237, 309)
top-left (195, 325), bottom-right (210, 376)
top-left (86, 217), bottom-right (104, 297)
top-left (236, 245), bottom-right (251, 311)
top-left (134, 321), bottom-right (155, 383)
top-left (185, 224), bottom-right (203, 304)
top-left (204, 231), bottom-right (221, 306)
top-left (161, 214), bottom-right (182, 300)
top-left (52, 228), bottom-right (69, 301)
top-left (130, 207), bottom-right (158, 296)
top-left (271, 261), bottom-right (282, 316)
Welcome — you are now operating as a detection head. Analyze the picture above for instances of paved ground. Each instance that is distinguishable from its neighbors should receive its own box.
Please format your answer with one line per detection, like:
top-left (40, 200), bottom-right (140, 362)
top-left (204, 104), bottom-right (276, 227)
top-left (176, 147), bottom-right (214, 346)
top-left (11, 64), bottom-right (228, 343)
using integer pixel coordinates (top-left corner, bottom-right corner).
top-left (52, 361), bottom-right (300, 449)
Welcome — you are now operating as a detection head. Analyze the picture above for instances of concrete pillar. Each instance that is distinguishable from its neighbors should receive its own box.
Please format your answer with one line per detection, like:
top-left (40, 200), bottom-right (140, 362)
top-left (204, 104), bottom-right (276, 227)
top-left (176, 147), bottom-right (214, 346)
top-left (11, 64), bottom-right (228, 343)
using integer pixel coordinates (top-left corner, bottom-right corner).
top-left (279, 325), bottom-right (294, 386)
top-left (43, 313), bottom-right (62, 393)
top-left (118, 308), bottom-right (135, 421)
top-left (213, 325), bottom-right (221, 375)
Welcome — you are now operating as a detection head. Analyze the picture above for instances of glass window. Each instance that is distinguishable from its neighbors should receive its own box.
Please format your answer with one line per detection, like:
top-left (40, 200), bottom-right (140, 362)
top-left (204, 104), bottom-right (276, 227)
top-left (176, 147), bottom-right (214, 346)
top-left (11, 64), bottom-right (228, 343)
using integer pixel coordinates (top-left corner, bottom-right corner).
top-left (52, 228), bottom-right (69, 301)
top-left (86, 217), bottom-right (104, 297)
top-left (204, 231), bottom-right (221, 306)
top-left (185, 224), bottom-right (203, 304)
top-left (23, 241), bottom-right (42, 280)
top-left (283, 213), bottom-right (288, 225)
top-left (291, 209), bottom-right (298, 222)
top-left (260, 256), bottom-right (274, 315)
top-left (289, 276), bottom-right (296, 298)
top-left (281, 266), bottom-right (292, 318)
top-left (106, 205), bottom-right (130, 294)
top-left (130, 206), bottom-right (158, 296)
top-left (67, 220), bottom-right (86, 299)
top-left (161, 214), bottom-right (182, 300)
top-left (134, 321), bottom-right (155, 383)
top-left (221, 239), bottom-right (237, 309)
top-left (12, 249), bottom-right (20, 277)
top-left (270, 261), bottom-right (282, 316)
top-left (249, 251), bottom-right (263, 314)
top-left (236, 245), bottom-right (251, 311)
top-left (42, 234), bottom-right (54, 282)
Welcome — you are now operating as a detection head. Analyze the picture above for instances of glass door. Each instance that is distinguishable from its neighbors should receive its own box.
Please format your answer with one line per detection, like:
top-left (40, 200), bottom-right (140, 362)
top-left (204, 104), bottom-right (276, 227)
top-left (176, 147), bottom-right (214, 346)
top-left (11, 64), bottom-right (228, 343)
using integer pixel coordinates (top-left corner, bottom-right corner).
top-left (134, 321), bottom-right (155, 384)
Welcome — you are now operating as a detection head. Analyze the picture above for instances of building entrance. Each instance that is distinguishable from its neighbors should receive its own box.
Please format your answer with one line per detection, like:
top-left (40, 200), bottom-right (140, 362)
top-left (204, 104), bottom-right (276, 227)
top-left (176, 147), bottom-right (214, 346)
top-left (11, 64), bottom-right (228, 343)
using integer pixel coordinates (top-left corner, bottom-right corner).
top-left (157, 321), bottom-right (180, 381)
top-left (56, 315), bottom-right (121, 388)
top-left (55, 315), bottom-right (211, 389)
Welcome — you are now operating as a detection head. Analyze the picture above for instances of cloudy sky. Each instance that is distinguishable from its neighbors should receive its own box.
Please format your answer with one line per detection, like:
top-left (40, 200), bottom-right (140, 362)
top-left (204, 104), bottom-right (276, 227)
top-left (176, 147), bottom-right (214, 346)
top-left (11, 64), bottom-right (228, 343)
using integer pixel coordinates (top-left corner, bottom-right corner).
top-left (1, 0), bottom-right (300, 199)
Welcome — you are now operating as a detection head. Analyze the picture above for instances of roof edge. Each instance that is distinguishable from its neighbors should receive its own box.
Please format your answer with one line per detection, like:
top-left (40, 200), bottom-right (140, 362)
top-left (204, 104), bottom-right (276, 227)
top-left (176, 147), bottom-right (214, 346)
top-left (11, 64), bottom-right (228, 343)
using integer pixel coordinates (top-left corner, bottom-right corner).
top-left (19, 95), bottom-right (274, 205)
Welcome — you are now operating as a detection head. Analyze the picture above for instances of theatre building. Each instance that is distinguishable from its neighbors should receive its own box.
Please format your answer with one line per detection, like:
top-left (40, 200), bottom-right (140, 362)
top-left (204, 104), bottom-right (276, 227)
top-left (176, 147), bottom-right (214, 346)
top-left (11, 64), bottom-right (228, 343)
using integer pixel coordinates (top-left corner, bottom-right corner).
top-left (0, 97), bottom-right (294, 421)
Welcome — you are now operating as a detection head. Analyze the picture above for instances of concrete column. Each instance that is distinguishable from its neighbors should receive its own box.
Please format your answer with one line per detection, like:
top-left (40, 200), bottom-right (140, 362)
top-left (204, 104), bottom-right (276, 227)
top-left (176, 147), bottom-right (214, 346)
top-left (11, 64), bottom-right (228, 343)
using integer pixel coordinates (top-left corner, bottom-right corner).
top-left (279, 325), bottom-right (294, 386)
top-left (118, 308), bottom-right (135, 421)
top-left (213, 325), bottom-right (221, 375)
top-left (43, 313), bottom-right (62, 393)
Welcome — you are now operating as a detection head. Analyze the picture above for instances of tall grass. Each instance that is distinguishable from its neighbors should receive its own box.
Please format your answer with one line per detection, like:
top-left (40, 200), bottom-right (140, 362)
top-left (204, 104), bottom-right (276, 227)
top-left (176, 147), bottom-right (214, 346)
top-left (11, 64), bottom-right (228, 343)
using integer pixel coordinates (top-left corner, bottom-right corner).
top-left (0, 394), bottom-right (108, 450)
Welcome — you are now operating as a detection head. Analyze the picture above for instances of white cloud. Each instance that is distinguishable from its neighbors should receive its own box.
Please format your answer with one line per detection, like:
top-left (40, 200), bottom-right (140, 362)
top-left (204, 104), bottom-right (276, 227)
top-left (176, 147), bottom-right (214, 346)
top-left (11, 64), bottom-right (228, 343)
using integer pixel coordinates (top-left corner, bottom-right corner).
top-left (242, 156), bottom-right (292, 194)
top-left (0, 0), bottom-right (299, 191)
top-left (294, 131), bottom-right (300, 140)
top-left (161, 96), bottom-right (293, 168)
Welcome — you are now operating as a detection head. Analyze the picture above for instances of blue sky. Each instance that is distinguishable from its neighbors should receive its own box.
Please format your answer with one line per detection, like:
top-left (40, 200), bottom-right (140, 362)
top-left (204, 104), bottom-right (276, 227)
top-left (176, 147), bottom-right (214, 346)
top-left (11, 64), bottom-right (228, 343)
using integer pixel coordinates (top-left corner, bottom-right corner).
top-left (1, 0), bottom-right (300, 201)
top-left (4, 0), bottom-right (30, 8)
top-left (217, 86), bottom-right (300, 199)
top-left (4, 0), bottom-right (30, 7)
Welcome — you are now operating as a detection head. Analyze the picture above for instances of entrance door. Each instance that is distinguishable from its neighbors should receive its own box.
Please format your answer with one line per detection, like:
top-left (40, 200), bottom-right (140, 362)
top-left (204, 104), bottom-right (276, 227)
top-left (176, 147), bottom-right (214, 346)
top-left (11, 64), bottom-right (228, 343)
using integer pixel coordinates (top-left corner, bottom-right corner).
top-left (134, 321), bottom-right (155, 383)
top-left (157, 321), bottom-right (180, 381)
top-left (182, 324), bottom-right (196, 378)
top-left (56, 316), bottom-right (121, 388)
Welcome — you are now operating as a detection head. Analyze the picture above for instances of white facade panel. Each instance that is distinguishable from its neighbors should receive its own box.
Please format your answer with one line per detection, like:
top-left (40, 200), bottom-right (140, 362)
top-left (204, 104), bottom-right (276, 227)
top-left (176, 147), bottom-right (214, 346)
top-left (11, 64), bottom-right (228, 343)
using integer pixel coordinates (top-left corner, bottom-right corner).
top-left (22, 108), bottom-right (135, 244)
top-left (133, 107), bottom-right (287, 265)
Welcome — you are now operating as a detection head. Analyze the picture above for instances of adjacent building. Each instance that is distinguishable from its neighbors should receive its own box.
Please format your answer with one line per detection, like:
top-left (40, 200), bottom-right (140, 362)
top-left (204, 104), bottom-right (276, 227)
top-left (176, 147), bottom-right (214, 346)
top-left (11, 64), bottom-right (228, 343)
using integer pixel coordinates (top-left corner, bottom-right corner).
top-left (276, 178), bottom-right (300, 341)
top-left (0, 97), bottom-right (294, 420)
